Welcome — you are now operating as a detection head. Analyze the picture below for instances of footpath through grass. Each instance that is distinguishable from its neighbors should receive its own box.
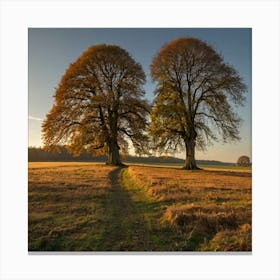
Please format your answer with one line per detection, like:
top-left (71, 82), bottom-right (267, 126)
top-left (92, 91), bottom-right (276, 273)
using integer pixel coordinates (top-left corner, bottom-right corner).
top-left (28, 162), bottom-right (251, 251)
top-left (28, 163), bottom-right (193, 251)
top-left (94, 166), bottom-right (151, 250)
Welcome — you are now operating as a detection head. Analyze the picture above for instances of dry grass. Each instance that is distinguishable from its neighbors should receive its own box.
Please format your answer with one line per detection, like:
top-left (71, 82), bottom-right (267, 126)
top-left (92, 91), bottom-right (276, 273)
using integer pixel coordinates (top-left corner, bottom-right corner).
top-left (127, 165), bottom-right (252, 251)
top-left (202, 223), bottom-right (251, 251)
top-left (29, 162), bottom-right (252, 251)
top-left (28, 162), bottom-right (116, 251)
top-left (128, 166), bottom-right (251, 202)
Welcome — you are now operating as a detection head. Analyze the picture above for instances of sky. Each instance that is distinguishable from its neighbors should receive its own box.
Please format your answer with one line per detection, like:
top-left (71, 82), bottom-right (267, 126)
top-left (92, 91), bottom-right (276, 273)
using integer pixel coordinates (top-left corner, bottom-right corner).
top-left (28, 28), bottom-right (252, 163)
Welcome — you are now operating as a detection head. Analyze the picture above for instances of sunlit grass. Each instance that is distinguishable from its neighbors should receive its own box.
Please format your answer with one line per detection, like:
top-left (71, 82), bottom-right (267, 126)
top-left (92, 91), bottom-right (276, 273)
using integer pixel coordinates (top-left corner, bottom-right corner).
top-left (127, 165), bottom-right (252, 251)
top-left (29, 162), bottom-right (252, 251)
top-left (28, 163), bottom-right (116, 251)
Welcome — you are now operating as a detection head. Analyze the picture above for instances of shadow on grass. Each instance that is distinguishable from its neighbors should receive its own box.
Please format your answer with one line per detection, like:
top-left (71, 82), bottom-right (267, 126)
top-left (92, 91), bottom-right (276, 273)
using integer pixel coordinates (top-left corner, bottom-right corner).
top-left (97, 166), bottom-right (188, 251)
top-left (118, 168), bottom-right (196, 251)
top-left (94, 166), bottom-right (153, 251)
top-left (29, 165), bottom-right (243, 252)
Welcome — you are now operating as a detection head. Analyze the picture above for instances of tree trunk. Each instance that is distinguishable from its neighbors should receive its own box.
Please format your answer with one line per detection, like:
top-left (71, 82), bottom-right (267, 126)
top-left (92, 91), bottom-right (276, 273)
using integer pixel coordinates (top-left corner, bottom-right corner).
top-left (183, 138), bottom-right (200, 170)
top-left (107, 140), bottom-right (122, 166)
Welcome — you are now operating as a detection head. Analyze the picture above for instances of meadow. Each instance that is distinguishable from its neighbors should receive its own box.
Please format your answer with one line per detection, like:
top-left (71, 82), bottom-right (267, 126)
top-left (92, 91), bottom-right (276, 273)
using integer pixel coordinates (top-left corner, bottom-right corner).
top-left (28, 162), bottom-right (251, 251)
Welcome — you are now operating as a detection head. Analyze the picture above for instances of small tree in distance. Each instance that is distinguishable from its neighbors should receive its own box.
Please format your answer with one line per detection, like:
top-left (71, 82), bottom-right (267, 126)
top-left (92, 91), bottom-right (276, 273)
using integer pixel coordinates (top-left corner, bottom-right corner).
top-left (237, 155), bottom-right (251, 167)
top-left (42, 45), bottom-right (150, 166)
top-left (150, 37), bottom-right (247, 170)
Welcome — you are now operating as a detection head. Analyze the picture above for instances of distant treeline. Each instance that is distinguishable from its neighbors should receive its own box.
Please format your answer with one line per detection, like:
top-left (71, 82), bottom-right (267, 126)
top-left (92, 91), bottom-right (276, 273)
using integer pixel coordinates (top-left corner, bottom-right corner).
top-left (28, 147), bottom-right (233, 166)
top-left (28, 146), bottom-right (106, 162)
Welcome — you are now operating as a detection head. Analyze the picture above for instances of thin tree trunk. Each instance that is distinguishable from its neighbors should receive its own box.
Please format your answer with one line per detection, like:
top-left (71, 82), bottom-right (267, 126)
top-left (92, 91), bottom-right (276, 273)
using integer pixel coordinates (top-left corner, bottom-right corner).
top-left (107, 140), bottom-right (122, 166)
top-left (183, 138), bottom-right (200, 170)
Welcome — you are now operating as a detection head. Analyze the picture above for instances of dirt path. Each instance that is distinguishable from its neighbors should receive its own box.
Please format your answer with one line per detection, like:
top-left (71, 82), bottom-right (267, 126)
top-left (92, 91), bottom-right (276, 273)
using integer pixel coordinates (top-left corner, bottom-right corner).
top-left (97, 167), bottom-right (151, 251)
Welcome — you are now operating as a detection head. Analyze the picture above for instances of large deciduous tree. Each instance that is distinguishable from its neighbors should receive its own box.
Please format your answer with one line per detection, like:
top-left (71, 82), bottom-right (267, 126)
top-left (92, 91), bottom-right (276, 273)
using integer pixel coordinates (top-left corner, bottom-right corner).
top-left (150, 37), bottom-right (247, 169)
top-left (42, 44), bottom-right (150, 165)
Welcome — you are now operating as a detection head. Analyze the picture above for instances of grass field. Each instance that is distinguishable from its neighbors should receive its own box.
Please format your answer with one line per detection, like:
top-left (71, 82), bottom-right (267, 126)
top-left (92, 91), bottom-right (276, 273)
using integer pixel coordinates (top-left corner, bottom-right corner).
top-left (28, 162), bottom-right (252, 251)
top-left (126, 161), bottom-right (252, 171)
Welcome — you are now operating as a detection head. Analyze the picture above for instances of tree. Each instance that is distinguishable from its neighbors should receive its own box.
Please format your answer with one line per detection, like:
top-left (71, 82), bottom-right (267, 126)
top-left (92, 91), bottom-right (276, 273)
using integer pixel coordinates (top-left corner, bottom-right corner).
top-left (150, 37), bottom-right (247, 169)
top-left (237, 155), bottom-right (251, 167)
top-left (42, 44), bottom-right (150, 166)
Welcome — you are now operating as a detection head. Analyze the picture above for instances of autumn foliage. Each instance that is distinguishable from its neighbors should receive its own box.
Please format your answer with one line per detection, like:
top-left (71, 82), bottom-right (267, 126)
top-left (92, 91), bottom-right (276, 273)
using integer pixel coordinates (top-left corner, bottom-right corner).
top-left (42, 38), bottom-right (248, 169)
top-left (150, 38), bottom-right (247, 169)
top-left (42, 45), bottom-right (150, 165)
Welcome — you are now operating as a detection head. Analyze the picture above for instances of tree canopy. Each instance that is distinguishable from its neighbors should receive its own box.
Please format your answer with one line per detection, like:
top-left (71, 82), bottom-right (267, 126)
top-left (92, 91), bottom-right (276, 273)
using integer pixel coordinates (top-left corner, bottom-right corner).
top-left (42, 44), bottom-right (150, 165)
top-left (150, 37), bottom-right (247, 169)
top-left (237, 155), bottom-right (251, 167)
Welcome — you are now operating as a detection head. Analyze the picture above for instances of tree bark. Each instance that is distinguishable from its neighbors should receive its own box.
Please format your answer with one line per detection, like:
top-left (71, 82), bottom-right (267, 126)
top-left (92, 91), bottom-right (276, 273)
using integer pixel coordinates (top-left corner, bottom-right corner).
top-left (183, 138), bottom-right (200, 170)
top-left (107, 140), bottom-right (122, 166)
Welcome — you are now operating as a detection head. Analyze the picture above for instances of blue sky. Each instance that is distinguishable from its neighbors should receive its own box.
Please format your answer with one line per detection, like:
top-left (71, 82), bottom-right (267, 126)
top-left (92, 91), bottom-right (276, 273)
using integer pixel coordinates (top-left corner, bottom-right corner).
top-left (28, 28), bottom-right (251, 162)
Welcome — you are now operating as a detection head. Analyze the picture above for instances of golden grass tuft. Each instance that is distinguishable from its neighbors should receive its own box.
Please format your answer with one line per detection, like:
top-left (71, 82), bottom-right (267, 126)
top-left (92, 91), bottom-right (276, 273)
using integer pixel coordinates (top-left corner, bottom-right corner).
top-left (203, 223), bottom-right (252, 251)
top-left (162, 204), bottom-right (250, 233)
top-left (128, 165), bottom-right (252, 251)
